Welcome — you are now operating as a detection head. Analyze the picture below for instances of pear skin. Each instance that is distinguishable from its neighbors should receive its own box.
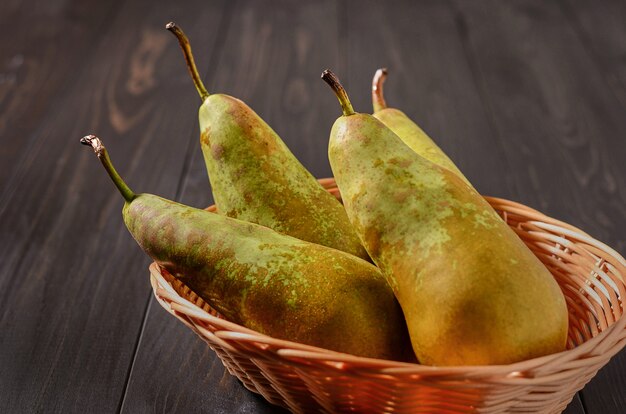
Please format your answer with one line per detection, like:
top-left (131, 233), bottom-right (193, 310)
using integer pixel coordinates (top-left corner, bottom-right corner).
top-left (372, 69), bottom-right (472, 187)
top-left (197, 94), bottom-right (368, 260)
top-left (81, 135), bottom-right (411, 361)
top-left (167, 23), bottom-right (368, 261)
top-left (323, 71), bottom-right (569, 366)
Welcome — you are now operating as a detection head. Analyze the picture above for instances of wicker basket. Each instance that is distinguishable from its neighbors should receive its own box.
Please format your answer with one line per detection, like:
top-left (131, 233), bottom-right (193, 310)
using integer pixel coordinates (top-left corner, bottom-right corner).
top-left (149, 178), bottom-right (626, 413)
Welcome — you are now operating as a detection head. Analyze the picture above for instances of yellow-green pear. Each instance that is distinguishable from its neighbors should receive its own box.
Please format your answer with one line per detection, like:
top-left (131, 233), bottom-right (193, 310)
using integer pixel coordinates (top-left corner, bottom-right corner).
top-left (372, 68), bottom-right (472, 188)
top-left (323, 70), bottom-right (568, 366)
top-left (166, 23), bottom-right (368, 260)
top-left (81, 135), bottom-right (411, 361)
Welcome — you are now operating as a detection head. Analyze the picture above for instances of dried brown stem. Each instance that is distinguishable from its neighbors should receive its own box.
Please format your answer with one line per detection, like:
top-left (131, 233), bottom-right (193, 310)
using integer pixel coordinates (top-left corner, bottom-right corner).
top-left (166, 22), bottom-right (210, 100)
top-left (321, 69), bottom-right (355, 116)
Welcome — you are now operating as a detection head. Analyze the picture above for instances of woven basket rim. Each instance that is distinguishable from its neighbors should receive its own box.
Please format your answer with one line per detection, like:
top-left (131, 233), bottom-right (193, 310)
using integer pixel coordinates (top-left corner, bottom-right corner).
top-left (150, 181), bottom-right (626, 376)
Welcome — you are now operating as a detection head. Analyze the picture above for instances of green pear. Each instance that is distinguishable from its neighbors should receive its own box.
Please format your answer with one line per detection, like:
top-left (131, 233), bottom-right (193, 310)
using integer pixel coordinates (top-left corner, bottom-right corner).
top-left (322, 70), bottom-right (568, 366)
top-left (166, 23), bottom-right (368, 261)
top-left (372, 68), bottom-right (472, 188)
top-left (81, 135), bottom-right (411, 360)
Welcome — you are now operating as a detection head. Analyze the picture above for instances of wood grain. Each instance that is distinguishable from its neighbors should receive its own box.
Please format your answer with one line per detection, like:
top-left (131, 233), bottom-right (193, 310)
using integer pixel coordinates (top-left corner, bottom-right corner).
top-left (559, 0), bottom-right (626, 111)
top-left (0, 0), bottom-right (121, 186)
top-left (119, 0), bottom-right (339, 412)
top-left (450, 0), bottom-right (625, 412)
top-left (0, 0), bottom-right (227, 412)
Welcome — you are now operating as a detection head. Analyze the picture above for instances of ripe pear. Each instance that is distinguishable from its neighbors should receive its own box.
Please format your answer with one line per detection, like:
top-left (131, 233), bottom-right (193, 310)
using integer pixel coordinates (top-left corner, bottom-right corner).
top-left (322, 70), bottom-right (568, 366)
top-left (166, 23), bottom-right (368, 261)
top-left (80, 135), bottom-right (410, 360)
top-left (372, 68), bottom-right (472, 188)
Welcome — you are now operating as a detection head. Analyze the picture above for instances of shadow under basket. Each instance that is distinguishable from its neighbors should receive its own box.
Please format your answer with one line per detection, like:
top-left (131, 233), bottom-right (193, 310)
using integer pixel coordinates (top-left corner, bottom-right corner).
top-left (149, 178), bottom-right (626, 413)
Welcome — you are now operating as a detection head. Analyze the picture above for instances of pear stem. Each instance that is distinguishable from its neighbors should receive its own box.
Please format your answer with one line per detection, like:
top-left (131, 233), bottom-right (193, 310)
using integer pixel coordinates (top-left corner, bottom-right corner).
top-left (321, 69), bottom-right (355, 116)
top-left (80, 135), bottom-right (136, 202)
top-left (372, 68), bottom-right (388, 113)
top-left (166, 22), bottom-right (210, 101)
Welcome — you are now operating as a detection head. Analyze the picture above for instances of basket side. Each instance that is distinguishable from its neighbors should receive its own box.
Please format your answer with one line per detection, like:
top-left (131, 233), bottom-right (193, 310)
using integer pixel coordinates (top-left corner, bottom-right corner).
top-left (150, 264), bottom-right (324, 412)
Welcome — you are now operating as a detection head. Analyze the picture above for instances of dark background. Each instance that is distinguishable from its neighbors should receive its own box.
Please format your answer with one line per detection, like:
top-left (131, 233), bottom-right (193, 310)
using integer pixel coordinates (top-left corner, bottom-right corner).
top-left (1, 0), bottom-right (624, 412)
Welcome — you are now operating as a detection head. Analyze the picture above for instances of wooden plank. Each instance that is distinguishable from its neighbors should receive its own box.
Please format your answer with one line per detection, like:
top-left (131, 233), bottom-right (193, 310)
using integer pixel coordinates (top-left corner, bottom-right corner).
top-left (0, 0), bottom-right (120, 185)
top-left (119, 0), bottom-right (339, 412)
top-left (0, 0), bottom-right (227, 412)
top-left (559, 0), bottom-right (626, 111)
top-left (450, 0), bottom-right (625, 412)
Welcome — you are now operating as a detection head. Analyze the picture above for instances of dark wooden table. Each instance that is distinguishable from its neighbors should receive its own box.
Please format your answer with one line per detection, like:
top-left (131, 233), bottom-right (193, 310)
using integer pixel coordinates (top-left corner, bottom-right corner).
top-left (1, 0), bottom-right (624, 412)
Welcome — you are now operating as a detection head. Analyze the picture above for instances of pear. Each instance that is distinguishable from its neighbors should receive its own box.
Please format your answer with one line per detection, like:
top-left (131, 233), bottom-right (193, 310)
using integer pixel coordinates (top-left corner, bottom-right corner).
top-left (80, 135), bottom-right (411, 360)
top-left (372, 68), bottom-right (473, 188)
top-left (166, 23), bottom-right (368, 261)
top-left (322, 70), bottom-right (568, 366)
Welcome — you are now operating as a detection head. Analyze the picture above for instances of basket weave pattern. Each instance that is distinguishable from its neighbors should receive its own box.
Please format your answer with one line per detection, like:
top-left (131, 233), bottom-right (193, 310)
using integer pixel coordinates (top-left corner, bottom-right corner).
top-left (149, 179), bottom-right (626, 413)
